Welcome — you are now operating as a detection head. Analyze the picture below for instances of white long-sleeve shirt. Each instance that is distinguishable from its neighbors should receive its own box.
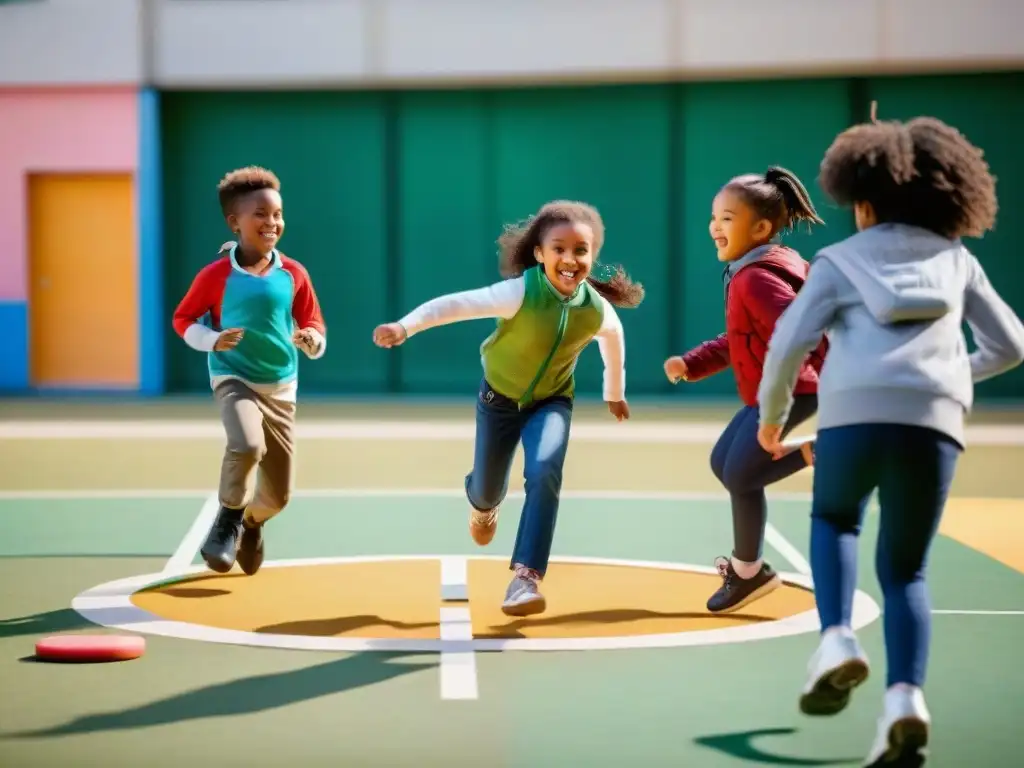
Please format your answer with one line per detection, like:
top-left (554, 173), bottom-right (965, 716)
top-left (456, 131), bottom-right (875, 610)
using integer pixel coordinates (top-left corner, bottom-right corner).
top-left (398, 276), bottom-right (627, 401)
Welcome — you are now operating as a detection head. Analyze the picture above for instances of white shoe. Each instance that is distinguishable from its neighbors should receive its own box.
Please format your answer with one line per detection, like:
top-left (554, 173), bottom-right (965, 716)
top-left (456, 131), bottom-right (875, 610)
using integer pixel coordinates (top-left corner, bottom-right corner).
top-left (863, 686), bottom-right (930, 767)
top-left (501, 565), bottom-right (546, 617)
top-left (800, 626), bottom-right (871, 716)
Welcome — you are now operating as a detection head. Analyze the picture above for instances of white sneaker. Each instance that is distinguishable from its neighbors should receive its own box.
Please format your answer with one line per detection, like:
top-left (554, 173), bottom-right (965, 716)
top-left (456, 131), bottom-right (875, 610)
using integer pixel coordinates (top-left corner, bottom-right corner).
top-left (863, 685), bottom-right (930, 767)
top-left (800, 626), bottom-right (871, 716)
top-left (501, 564), bottom-right (546, 617)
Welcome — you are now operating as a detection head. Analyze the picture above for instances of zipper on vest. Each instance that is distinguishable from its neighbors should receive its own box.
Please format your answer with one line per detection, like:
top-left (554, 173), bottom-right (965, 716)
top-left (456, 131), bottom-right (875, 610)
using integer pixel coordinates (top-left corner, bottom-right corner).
top-left (519, 304), bottom-right (569, 408)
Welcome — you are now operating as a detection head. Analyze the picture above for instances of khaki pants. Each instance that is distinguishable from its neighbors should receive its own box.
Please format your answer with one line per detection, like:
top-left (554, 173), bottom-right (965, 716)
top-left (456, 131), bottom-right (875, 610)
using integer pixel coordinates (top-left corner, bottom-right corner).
top-left (214, 379), bottom-right (296, 525)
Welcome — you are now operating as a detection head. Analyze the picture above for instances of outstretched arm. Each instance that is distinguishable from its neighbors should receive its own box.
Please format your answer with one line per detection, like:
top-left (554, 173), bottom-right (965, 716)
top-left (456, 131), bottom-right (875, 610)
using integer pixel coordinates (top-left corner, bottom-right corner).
top-left (679, 334), bottom-right (730, 381)
top-left (399, 278), bottom-right (526, 336)
top-left (374, 278), bottom-right (527, 347)
top-left (963, 253), bottom-right (1024, 382)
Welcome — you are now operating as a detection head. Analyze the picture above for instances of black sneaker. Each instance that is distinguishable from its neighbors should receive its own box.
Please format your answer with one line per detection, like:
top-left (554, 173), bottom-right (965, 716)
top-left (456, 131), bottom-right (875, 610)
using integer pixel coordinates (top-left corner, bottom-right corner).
top-left (236, 518), bottom-right (265, 576)
top-left (706, 556), bottom-right (782, 613)
top-left (200, 506), bottom-right (244, 573)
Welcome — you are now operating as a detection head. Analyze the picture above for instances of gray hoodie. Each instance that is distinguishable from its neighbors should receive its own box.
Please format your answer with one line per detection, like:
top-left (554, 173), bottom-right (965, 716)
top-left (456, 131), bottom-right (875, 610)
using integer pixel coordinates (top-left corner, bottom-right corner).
top-left (758, 223), bottom-right (1024, 447)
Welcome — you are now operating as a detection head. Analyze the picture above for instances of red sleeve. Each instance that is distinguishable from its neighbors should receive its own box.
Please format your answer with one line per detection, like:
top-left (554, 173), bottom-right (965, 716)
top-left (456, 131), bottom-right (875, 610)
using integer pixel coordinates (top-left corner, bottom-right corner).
top-left (737, 268), bottom-right (798, 344)
top-left (681, 333), bottom-right (730, 381)
top-left (171, 259), bottom-right (231, 338)
top-left (281, 257), bottom-right (326, 336)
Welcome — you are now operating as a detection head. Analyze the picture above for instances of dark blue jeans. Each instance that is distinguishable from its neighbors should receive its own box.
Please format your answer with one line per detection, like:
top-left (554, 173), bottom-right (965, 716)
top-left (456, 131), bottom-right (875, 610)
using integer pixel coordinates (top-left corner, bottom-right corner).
top-left (710, 395), bottom-right (818, 562)
top-left (810, 423), bottom-right (961, 687)
top-left (465, 379), bottom-right (573, 578)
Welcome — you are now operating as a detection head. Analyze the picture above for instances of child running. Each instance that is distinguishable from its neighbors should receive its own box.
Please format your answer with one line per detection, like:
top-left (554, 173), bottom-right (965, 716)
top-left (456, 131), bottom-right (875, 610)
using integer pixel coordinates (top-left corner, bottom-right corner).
top-left (757, 110), bottom-right (1024, 767)
top-left (663, 167), bottom-right (827, 615)
top-left (172, 166), bottom-right (327, 576)
top-left (372, 201), bottom-right (643, 616)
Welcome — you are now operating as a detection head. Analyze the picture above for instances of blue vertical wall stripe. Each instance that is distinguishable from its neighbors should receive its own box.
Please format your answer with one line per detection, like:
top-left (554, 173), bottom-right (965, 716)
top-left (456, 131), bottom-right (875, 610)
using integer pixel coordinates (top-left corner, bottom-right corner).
top-left (138, 88), bottom-right (164, 394)
top-left (0, 302), bottom-right (28, 391)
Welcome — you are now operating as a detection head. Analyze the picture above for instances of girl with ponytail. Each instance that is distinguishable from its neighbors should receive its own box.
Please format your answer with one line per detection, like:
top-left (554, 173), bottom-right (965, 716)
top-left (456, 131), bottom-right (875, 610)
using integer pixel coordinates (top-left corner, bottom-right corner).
top-left (372, 200), bottom-right (643, 617)
top-left (663, 166), bottom-right (827, 615)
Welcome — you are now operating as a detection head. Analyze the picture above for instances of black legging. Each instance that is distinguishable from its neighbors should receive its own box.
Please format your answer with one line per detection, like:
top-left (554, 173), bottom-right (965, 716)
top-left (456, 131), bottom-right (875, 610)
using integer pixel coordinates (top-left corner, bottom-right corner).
top-left (709, 395), bottom-right (818, 562)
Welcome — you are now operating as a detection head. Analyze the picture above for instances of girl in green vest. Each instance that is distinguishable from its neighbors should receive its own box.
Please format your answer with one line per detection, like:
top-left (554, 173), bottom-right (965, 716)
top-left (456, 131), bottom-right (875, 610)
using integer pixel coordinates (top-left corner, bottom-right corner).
top-left (373, 201), bottom-right (644, 616)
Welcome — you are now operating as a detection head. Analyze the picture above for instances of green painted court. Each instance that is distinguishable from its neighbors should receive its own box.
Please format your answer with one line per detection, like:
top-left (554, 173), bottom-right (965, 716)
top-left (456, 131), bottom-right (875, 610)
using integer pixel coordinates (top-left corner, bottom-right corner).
top-left (1, 407), bottom-right (1022, 766)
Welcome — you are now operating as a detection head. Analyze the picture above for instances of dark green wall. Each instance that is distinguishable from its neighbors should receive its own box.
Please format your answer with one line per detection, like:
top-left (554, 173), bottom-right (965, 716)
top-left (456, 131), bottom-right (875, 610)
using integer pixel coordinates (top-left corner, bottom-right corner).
top-left (162, 71), bottom-right (1024, 400)
top-left (162, 92), bottom-right (390, 394)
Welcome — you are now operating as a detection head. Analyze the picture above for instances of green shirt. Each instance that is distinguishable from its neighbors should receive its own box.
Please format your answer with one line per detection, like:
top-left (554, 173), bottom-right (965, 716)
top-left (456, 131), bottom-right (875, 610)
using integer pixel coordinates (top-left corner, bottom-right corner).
top-left (482, 267), bottom-right (605, 405)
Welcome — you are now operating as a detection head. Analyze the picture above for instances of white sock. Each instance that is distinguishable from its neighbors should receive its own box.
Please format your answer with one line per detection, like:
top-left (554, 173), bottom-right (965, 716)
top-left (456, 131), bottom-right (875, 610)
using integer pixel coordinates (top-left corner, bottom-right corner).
top-left (888, 682), bottom-right (921, 695)
top-left (822, 624), bottom-right (854, 640)
top-left (730, 557), bottom-right (762, 579)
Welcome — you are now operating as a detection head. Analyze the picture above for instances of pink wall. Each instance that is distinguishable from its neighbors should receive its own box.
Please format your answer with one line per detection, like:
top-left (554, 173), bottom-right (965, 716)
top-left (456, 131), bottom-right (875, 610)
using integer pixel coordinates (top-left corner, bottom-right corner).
top-left (0, 88), bottom-right (138, 301)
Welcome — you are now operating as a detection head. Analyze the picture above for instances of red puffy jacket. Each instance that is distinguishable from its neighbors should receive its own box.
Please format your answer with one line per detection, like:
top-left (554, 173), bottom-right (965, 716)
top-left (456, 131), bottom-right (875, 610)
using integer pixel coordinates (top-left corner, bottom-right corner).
top-left (682, 245), bottom-right (827, 407)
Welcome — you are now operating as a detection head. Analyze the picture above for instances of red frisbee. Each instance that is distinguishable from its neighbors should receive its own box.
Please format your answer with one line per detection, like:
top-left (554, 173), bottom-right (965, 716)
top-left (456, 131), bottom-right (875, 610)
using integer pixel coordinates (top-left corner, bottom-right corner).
top-left (35, 634), bottom-right (146, 663)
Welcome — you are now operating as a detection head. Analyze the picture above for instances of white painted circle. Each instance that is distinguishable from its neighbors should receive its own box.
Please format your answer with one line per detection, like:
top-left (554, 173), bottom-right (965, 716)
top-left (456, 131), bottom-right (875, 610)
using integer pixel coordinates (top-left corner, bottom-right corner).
top-left (71, 554), bottom-right (881, 653)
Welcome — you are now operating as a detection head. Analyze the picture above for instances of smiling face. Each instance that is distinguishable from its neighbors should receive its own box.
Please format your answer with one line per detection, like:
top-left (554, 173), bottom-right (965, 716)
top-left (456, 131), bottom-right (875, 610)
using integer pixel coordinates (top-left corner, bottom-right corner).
top-left (709, 189), bottom-right (773, 262)
top-left (534, 220), bottom-right (595, 296)
top-left (227, 188), bottom-right (285, 256)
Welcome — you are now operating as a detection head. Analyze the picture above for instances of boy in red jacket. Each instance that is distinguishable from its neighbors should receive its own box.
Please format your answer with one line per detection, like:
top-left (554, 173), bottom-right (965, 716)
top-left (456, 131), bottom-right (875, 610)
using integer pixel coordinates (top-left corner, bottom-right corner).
top-left (172, 167), bottom-right (327, 576)
top-left (665, 167), bottom-right (826, 614)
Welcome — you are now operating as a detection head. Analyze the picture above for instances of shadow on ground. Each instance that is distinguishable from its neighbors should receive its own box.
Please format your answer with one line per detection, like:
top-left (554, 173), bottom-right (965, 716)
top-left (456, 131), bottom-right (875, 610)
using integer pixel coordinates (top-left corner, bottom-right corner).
top-left (1, 652), bottom-right (432, 739)
top-left (0, 608), bottom-right (90, 639)
top-left (694, 727), bottom-right (859, 766)
top-left (486, 607), bottom-right (775, 637)
top-left (256, 615), bottom-right (437, 635)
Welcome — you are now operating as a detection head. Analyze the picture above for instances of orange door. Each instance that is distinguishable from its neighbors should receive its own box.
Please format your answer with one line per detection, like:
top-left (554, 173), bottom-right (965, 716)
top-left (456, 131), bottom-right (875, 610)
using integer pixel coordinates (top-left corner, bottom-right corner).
top-left (28, 173), bottom-right (138, 388)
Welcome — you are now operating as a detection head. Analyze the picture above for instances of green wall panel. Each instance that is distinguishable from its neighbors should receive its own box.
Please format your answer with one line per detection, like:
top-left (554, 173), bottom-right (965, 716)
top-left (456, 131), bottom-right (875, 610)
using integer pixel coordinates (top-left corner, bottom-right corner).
top-left (676, 78), bottom-right (856, 398)
top-left (395, 91), bottom-right (495, 394)
top-left (159, 74), bottom-right (1022, 402)
top-left (491, 85), bottom-right (673, 398)
top-left (866, 72), bottom-right (1024, 399)
top-left (162, 92), bottom-right (389, 394)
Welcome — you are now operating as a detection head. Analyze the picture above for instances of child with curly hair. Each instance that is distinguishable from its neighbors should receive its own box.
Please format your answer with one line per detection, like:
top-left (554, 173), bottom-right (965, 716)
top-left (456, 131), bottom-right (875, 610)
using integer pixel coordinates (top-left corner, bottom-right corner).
top-left (757, 109), bottom-right (1024, 767)
top-left (172, 166), bottom-right (327, 577)
top-left (664, 167), bottom-right (826, 615)
top-left (373, 201), bottom-right (643, 616)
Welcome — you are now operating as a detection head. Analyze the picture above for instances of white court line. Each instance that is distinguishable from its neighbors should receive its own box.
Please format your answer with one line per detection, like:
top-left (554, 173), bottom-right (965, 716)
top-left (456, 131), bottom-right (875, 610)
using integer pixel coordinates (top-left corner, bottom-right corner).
top-left (440, 556), bottom-right (477, 699)
top-left (441, 556), bottom-right (469, 601)
top-left (74, 555), bottom-right (881, 653)
top-left (439, 606), bottom-right (478, 700)
top-left (2, 419), bottom-right (1022, 446)
top-left (931, 609), bottom-right (1024, 616)
top-left (0, 489), bottom-right (211, 500)
top-left (0, 487), bottom-right (814, 503)
top-left (0, 420), bottom-right (725, 442)
top-left (764, 522), bottom-right (812, 576)
top-left (162, 493), bottom-right (219, 575)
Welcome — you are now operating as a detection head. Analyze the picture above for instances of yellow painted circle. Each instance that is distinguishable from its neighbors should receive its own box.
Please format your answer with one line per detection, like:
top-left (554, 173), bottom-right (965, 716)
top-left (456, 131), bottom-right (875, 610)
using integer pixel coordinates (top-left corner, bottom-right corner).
top-left (132, 558), bottom-right (816, 640)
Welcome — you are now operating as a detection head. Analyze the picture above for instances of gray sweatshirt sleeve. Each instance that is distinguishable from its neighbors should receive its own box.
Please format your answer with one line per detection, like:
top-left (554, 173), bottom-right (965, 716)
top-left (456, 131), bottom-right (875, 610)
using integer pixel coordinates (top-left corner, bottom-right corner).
top-left (758, 259), bottom-right (840, 426)
top-left (963, 253), bottom-right (1024, 383)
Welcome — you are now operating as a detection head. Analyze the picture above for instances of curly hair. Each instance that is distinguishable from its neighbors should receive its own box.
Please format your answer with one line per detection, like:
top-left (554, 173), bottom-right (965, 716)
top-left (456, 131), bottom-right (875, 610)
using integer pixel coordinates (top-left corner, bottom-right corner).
top-left (217, 166), bottom-right (281, 216)
top-left (722, 166), bottom-right (825, 236)
top-left (496, 201), bottom-right (645, 308)
top-left (818, 110), bottom-right (997, 239)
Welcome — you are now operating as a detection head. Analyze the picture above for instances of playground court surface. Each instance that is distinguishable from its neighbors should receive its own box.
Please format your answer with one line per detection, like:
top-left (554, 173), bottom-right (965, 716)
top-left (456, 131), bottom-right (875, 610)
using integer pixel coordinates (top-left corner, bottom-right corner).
top-left (0, 400), bottom-right (1022, 767)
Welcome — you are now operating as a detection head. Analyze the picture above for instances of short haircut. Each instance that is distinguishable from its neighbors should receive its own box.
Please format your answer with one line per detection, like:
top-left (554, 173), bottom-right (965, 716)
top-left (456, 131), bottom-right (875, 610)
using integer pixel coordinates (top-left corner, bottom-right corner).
top-left (216, 166), bottom-right (281, 216)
